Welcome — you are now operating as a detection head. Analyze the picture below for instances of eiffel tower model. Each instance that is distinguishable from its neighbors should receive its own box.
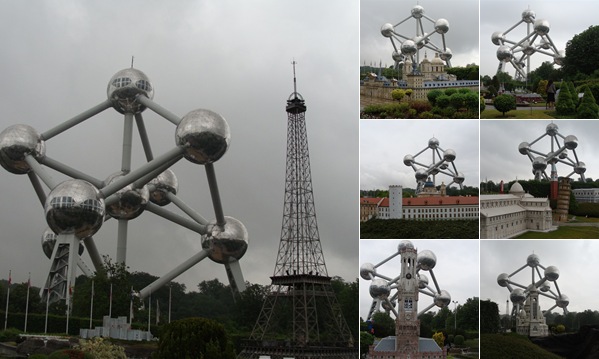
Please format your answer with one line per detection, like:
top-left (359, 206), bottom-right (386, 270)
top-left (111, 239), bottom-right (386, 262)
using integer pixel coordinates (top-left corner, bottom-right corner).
top-left (237, 63), bottom-right (356, 359)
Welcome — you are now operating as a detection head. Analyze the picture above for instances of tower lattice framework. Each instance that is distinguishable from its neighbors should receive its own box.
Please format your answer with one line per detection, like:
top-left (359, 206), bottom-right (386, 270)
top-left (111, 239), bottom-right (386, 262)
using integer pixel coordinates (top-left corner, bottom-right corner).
top-left (238, 63), bottom-right (356, 359)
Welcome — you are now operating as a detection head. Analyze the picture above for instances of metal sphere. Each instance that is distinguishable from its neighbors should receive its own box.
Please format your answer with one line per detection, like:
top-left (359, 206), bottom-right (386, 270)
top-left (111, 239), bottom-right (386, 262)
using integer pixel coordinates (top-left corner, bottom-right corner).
top-left (539, 38), bottom-right (551, 50)
top-left (403, 154), bottom-right (415, 166)
top-left (428, 137), bottom-right (440, 149)
top-left (558, 149), bottom-right (569, 160)
top-left (453, 173), bottom-right (465, 185)
top-left (522, 41), bottom-right (536, 56)
top-left (497, 45), bottom-right (513, 62)
top-left (201, 216), bottom-right (248, 264)
top-left (411, 5), bottom-right (424, 19)
top-left (397, 240), bottom-right (414, 252)
top-left (546, 123), bottom-right (559, 136)
top-left (360, 262), bottom-right (377, 280)
top-left (521, 9), bottom-right (536, 23)
top-left (518, 142), bottom-right (530, 155)
top-left (497, 273), bottom-right (509, 287)
top-left (547, 152), bottom-right (559, 165)
top-left (440, 48), bottom-right (452, 61)
top-left (413, 35), bottom-right (428, 49)
top-left (574, 162), bottom-right (586, 175)
top-left (540, 283), bottom-right (551, 292)
top-left (564, 135), bottom-right (578, 150)
top-left (107, 68), bottom-right (154, 114)
top-left (418, 273), bottom-right (429, 289)
top-left (45, 179), bottom-right (105, 239)
top-left (544, 265), bottom-right (560, 281)
top-left (41, 228), bottom-right (83, 258)
top-left (0, 124), bottom-right (46, 175)
top-left (532, 156), bottom-right (547, 171)
top-left (401, 40), bottom-right (417, 56)
top-left (434, 290), bottom-right (451, 308)
top-left (534, 19), bottom-right (550, 36)
top-left (148, 169), bottom-right (179, 206)
top-left (392, 50), bottom-right (404, 62)
top-left (443, 149), bottom-right (456, 162)
top-left (417, 249), bottom-right (437, 271)
top-left (415, 168), bottom-right (428, 181)
top-left (527, 253), bottom-right (540, 267)
top-left (369, 278), bottom-right (390, 300)
top-left (556, 294), bottom-right (569, 308)
top-left (382, 300), bottom-right (395, 311)
top-left (104, 172), bottom-right (149, 220)
top-left (491, 31), bottom-right (505, 46)
top-left (554, 50), bottom-right (565, 66)
top-left (430, 167), bottom-right (440, 176)
top-left (510, 288), bottom-right (526, 304)
top-left (440, 163), bottom-right (449, 170)
top-left (434, 19), bottom-right (449, 34)
top-left (175, 109), bottom-right (231, 165)
top-left (381, 23), bottom-right (394, 38)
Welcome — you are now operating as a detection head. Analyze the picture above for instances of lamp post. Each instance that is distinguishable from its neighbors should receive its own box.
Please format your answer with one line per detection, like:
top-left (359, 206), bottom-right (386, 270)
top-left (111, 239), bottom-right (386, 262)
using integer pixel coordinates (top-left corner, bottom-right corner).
top-left (453, 300), bottom-right (458, 330)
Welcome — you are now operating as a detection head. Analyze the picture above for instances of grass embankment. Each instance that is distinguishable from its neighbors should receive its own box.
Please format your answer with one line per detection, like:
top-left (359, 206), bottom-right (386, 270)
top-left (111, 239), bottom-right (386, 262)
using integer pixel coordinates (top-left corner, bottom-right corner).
top-left (480, 333), bottom-right (563, 359)
top-left (515, 226), bottom-right (599, 239)
top-left (360, 219), bottom-right (478, 239)
top-left (480, 108), bottom-right (556, 119)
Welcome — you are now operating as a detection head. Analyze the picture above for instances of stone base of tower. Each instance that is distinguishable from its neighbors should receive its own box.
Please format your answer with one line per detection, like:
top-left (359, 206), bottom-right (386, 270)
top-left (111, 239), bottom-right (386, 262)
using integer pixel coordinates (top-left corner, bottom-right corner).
top-left (237, 343), bottom-right (357, 359)
top-left (517, 321), bottom-right (549, 337)
top-left (366, 337), bottom-right (446, 359)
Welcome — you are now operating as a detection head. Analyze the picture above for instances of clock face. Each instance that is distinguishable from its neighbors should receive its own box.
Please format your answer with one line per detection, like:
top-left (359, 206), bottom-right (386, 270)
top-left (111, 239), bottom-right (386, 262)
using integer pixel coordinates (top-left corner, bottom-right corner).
top-left (406, 313), bottom-right (412, 320)
top-left (406, 273), bottom-right (412, 279)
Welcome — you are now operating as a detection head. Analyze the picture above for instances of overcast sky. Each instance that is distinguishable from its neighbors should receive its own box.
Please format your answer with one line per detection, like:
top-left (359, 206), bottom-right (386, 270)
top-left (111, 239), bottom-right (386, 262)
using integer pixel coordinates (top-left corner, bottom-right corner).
top-left (0, 0), bottom-right (359, 293)
top-left (359, 239), bottom-right (479, 320)
top-left (480, 0), bottom-right (599, 77)
top-left (481, 240), bottom-right (597, 314)
top-left (481, 120), bottom-right (599, 184)
top-left (361, 0), bottom-right (479, 69)
top-left (360, 120), bottom-right (479, 191)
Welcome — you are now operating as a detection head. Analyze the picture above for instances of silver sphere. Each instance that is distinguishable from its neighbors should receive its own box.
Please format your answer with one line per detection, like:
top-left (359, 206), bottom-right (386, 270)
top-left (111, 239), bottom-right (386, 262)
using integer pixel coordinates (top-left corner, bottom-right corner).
top-left (497, 273), bottom-right (509, 287)
top-left (546, 123), bottom-right (559, 136)
top-left (417, 249), bottom-right (437, 271)
top-left (554, 50), bottom-right (565, 66)
top-left (539, 38), bottom-right (551, 50)
top-left (443, 149), bottom-right (456, 162)
top-left (440, 163), bottom-right (449, 170)
top-left (398, 240), bottom-right (414, 252)
top-left (453, 173), bottom-right (465, 185)
top-left (41, 227), bottom-right (83, 258)
top-left (107, 68), bottom-right (154, 114)
top-left (522, 9), bottom-right (536, 23)
top-left (175, 109), bottom-right (231, 165)
top-left (201, 216), bottom-right (248, 264)
top-left (532, 156), bottom-right (547, 171)
top-left (491, 31), bottom-right (505, 46)
top-left (518, 142), bottom-right (530, 155)
top-left (381, 23), bottom-right (394, 38)
top-left (401, 40), bottom-right (417, 56)
top-left (392, 50), bottom-right (404, 62)
top-left (104, 172), bottom-right (149, 220)
top-left (434, 19), bottom-right (449, 34)
top-left (510, 288), bottom-right (526, 304)
top-left (534, 19), bottom-right (550, 36)
top-left (413, 34), bottom-right (429, 49)
top-left (428, 137), bottom-right (440, 149)
top-left (411, 5), bottom-right (424, 19)
top-left (544, 265), bottom-right (560, 281)
top-left (522, 41), bottom-right (536, 56)
top-left (497, 45), bottom-right (513, 62)
top-left (440, 48), bottom-right (452, 61)
top-left (45, 179), bottom-right (105, 239)
top-left (415, 168), bottom-right (428, 181)
top-left (558, 149), bottom-right (569, 160)
top-left (148, 169), bottom-right (179, 206)
top-left (360, 262), bottom-right (377, 280)
top-left (527, 254), bottom-right (540, 267)
top-left (418, 273), bottom-right (429, 289)
top-left (430, 167), bottom-right (440, 176)
top-left (547, 152), bottom-right (559, 165)
top-left (0, 124), bottom-right (46, 175)
top-left (556, 294), bottom-right (569, 308)
top-left (403, 154), bottom-right (415, 166)
top-left (434, 290), bottom-right (451, 308)
top-left (574, 162), bottom-right (586, 175)
top-left (369, 278), bottom-right (390, 300)
top-left (564, 135), bottom-right (578, 150)
top-left (540, 283), bottom-right (551, 292)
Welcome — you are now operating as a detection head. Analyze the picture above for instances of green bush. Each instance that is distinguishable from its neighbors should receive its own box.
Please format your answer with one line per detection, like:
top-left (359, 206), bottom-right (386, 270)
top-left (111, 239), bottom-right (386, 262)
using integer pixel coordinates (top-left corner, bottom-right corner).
top-left (427, 89), bottom-right (444, 105)
top-left (480, 95), bottom-right (486, 112)
top-left (436, 95), bottom-right (450, 108)
top-left (391, 88), bottom-right (406, 101)
top-left (418, 111), bottom-right (435, 119)
top-left (78, 337), bottom-right (126, 359)
top-left (576, 85), bottom-right (599, 118)
top-left (449, 92), bottom-right (466, 109)
top-left (441, 106), bottom-right (457, 118)
top-left (48, 349), bottom-right (93, 359)
top-left (556, 83), bottom-right (575, 115)
top-left (493, 94), bottom-right (516, 116)
top-left (0, 327), bottom-right (22, 342)
top-left (454, 334), bottom-right (465, 346)
top-left (410, 99), bottom-right (432, 113)
top-left (444, 88), bottom-right (457, 96)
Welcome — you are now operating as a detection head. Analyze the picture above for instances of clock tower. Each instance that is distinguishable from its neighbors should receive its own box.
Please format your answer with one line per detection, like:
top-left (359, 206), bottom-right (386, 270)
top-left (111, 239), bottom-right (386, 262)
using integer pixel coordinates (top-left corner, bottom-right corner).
top-left (395, 243), bottom-right (420, 353)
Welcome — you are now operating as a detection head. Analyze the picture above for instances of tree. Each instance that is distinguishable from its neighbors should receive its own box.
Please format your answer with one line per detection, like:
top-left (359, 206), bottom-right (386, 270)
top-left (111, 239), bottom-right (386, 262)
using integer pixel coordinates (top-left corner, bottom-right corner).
top-left (493, 94), bottom-right (516, 116)
top-left (555, 82), bottom-right (576, 115)
top-left (432, 331), bottom-right (445, 348)
top-left (480, 300), bottom-right (500, 334)
top-left (360, 331), bottom-right (375, 356)
top-left (537, 79), bottom-right (548, 97)
top-left (576, 85), bottom-right (599, 118)
top-left (370, 312), bottom-right (395, 338)
top-left (391, 89), bottom-right (406, 102)
top-left (457, 297), bottom-right (479, 331)
top-left (563, 25), bottom-right (599, 77)
top-left (480, 95), bottom-right (486, 113)
top-left (427, 89), bottom-right (444, 105)
top-left (449, 92), bottom-right (465, 110)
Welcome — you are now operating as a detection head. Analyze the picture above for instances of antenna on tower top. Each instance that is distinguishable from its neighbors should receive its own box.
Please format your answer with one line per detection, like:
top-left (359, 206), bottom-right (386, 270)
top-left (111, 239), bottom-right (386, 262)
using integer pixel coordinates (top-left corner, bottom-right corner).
top-left (131, 56), bottom-right (135, 68)
top-left (291, 59), bottom-right (298, 98)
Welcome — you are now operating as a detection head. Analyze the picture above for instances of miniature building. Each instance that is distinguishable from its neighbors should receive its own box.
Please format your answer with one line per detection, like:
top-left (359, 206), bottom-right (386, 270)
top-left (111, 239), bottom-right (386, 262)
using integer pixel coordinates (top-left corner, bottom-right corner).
top-left (79, 316), bottom-right (153, 341)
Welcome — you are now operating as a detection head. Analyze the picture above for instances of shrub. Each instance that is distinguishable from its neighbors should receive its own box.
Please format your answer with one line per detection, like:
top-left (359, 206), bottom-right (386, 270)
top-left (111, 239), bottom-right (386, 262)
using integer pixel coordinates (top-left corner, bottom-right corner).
top-left (480, 95), bottom-right (486, 112)
top-left (556, 83), bottom-right (575, 115)
top-left (0, 328), bottom-right (22, 342)
top-left (449, 92), bottom-right (466, 109)
top-left (432, 332), bottom-right (445, 348)
top-left (48, 349), bottom-right (92, 359)
top-left (458, 88), bottom-right (471, 94)
top-left (418, 111), bottom-right (435, 119)
top-left (576, 85), bottom-right (599, 118)
top-left (463, 92), bottom-right (479, 113)
top-left (427, 89), bottom-right (444, 105)
top-left (436, 95), bottom-right (450, 108)
top-left (405, 88), bottom-right (413, 97)
top-left (391, 88), bottom-right (406, 102)
top-left (493, 94), bottom-right (516, 116)
top-left (410, 99), bottom-right (432, 113)
top-left (444, 88), bottom-right (457, 96)
top-left (441, 106), bottom-right (457, 118)
top-left (454, 334), bottom-right (465, 346)
top-left (78, 337), bottom-right (126, 359)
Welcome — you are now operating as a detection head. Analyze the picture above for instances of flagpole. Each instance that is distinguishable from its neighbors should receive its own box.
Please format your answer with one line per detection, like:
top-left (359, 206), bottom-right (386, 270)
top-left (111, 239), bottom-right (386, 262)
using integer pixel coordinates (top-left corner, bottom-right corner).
top-left (168, 284), bottom-right (171, 324)
top-left (44, 288), bottom-right (50, 334)
top-left (129, 286), bottom-right (134, 325)
top-left (66, 285), bottom-right (72, 334)
top-left (24, 273), bottom-right (30, 332)
top-left (147, 286), bottom-right (151, 332)
top-left (89, 280), bottom-right (94, 329)
top-left (156, 299), bottom-right (159, 325)
top-left (109, 283), bottom-right (112, 318)
top-left (4, 270), bottom-right (11, 330)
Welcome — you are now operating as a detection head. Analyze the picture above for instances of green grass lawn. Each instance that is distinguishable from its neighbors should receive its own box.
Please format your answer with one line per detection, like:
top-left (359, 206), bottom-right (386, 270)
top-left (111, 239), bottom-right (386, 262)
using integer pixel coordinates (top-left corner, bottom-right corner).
top-left (569, 215), bottom-right (599, 223)
top-left (480, 333), bottom-right (563, 359)
top-left (480, 108), bottom-right (556, 119)
top-left (515, 225), bottom-right (599, 238)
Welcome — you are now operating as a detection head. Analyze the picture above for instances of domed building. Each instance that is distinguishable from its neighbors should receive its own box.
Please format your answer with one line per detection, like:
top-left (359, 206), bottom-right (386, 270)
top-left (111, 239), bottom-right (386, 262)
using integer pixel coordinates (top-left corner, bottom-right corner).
top-left (480, 181), bottom-right (554, 239)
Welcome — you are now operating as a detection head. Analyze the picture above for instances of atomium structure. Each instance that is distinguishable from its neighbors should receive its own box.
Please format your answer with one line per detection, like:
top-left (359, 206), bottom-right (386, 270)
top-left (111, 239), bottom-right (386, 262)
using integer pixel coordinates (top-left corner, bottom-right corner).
top-left (497, 253), bottom-right (569, 337)
top-left (518, 123), bottom-right (586, 182)
top-left (492, 8), bottom-right (565, 80)
top-left (360, 240), bottom-right (451, 322)
top-left (403, 136), bottom-right (464, 194)
top-left (381, 4), bottom-right (452, 72)
top-left (0, 66), bottom-right (248, 308)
